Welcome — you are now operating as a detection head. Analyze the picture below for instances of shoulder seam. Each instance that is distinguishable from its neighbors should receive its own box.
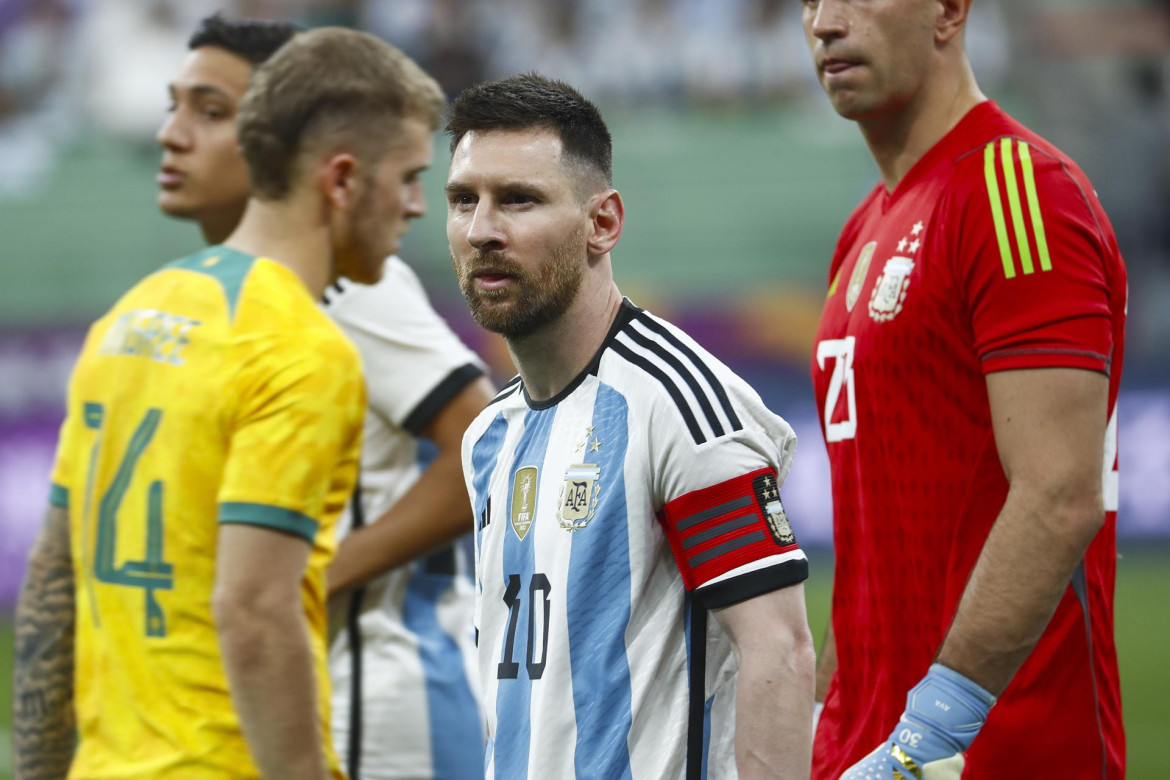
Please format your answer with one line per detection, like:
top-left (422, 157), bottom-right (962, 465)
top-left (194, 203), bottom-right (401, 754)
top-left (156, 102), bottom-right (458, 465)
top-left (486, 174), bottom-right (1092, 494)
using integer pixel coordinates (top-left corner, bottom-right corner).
top-left (962, 137), bottom-right (1108, 278)
top-left (1054, 157), bottom-right (1107, 246)
top-left (609, 339), bottom-right (706, 445)
top-left (619, 325), bottom-right (727, 438)
top-left (954, 132), bottom-right (1022, 166)
top-left (166, 248), bottom-right (256, 321)
top-left (628, 312), bottom-right (742, 431)
top-left (608, 313), bottom-right (743, 446)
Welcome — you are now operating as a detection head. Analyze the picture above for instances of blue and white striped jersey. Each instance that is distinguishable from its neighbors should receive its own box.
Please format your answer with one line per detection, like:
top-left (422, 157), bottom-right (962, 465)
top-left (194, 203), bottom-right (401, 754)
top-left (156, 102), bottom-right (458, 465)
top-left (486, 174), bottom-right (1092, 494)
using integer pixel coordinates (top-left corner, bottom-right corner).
top-left (461, 300), bottom-right (808, 780)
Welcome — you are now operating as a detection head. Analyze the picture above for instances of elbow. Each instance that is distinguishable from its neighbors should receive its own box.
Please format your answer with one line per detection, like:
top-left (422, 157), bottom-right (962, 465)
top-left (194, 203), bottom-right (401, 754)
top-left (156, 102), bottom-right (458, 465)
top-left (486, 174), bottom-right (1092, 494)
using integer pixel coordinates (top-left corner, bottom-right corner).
top-left (212, 590), bottom-right (256, 664)
top-left (740, 619), bottom-right (817, 692)
top-left (776, 607), bottom-right (816, 668)
top-left (1050, 502), bottom-right (1106, 551)
top-left (790, 623), bottom-right (817, 692)
top-left (1066, 497), bottom-right (1107, 541)
top-left (1051, 482), bottom-right (1106, 541)
top-left (212, 584), bottom-right (298, 666)
top-left (780, 614), bottom-right (818, 699)
top-left (1011, 476), bottom-right (1106, 544)
top-left (434, 448), bottom-right (473, 488)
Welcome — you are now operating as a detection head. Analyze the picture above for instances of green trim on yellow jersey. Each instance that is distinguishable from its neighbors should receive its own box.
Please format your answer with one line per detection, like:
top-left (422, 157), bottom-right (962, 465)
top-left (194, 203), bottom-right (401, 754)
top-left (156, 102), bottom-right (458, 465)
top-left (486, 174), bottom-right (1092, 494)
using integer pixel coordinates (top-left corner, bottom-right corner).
top-left (49, 482), bottom-right (69, 508)
top-left (218, 501), bottom-right (319, 542)
top-left (167, 246), bottom-right (256, 319)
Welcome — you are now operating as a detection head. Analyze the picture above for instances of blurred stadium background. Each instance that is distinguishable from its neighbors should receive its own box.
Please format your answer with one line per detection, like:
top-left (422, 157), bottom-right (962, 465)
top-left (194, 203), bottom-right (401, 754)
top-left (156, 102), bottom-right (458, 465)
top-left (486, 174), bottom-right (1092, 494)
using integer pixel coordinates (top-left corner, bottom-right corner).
top-left (1, 0), bottom-right (1167, 776)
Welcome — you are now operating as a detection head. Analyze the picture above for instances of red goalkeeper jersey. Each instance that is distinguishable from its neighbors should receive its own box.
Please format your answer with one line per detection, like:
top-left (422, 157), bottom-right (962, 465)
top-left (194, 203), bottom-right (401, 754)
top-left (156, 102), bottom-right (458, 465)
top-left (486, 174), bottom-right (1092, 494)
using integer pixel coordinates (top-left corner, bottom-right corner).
top-left (811, 101), bottom-right (1126, 779)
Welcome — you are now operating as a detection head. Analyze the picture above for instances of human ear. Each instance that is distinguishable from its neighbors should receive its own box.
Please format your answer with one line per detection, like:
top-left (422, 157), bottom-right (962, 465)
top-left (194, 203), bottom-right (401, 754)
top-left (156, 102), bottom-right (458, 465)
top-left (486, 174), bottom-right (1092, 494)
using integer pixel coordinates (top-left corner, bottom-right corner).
top-left (935, 0), bottom-right (972, 46)
top-left (321, 152), bottom-right (360, 211)
top-left (587, 189), bottom-right (624, 257)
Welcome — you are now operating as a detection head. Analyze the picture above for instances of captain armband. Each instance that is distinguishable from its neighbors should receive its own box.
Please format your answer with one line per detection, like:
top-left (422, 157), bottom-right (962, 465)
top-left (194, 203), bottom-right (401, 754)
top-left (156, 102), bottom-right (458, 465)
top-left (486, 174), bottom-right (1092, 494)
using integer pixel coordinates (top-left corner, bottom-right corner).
top-left (658, 467), bottom-right (807, 609)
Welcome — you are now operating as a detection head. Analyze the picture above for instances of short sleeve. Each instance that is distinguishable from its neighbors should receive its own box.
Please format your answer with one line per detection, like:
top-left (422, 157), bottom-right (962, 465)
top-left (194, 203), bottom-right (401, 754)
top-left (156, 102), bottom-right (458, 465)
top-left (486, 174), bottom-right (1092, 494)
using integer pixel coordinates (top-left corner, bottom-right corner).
top-left (48, 338), bottom-right (90, 508)
top-left (218, 328), bottom-right (365, 542)
top-left (650, 363), bottom-right (808, 610)
top-left (49, 414), bottom-right (77, 509)
top-left (950, 138), bottom-right (1114, 375)
top-left (325, 260), bottom-right (486, 435)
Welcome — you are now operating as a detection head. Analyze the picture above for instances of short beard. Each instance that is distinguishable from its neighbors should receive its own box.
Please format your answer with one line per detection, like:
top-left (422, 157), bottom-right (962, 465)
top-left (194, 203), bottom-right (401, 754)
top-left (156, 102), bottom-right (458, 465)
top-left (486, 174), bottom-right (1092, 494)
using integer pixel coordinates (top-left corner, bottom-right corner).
top-left (453, 228), bottom-right (585, 339)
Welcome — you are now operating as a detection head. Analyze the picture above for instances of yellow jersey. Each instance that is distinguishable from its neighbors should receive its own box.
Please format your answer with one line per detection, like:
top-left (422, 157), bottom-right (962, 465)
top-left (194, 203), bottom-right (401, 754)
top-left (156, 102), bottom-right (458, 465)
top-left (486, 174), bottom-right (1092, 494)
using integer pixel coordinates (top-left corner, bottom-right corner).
top-left (50, 246), bottom-right (364, 779)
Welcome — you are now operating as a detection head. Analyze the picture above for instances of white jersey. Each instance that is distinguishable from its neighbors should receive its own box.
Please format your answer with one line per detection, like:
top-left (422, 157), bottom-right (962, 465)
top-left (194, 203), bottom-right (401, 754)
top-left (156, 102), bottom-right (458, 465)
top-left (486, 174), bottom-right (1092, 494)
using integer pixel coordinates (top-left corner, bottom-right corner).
top-left (324, 258), bottom-right (487, 780)
top-left (461, 300), bottom-right (808, 780)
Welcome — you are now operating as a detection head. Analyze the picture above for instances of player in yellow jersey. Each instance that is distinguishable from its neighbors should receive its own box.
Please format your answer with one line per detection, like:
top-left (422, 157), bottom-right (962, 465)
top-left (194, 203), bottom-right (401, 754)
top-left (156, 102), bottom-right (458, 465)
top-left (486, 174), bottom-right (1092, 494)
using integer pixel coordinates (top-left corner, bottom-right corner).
top-left (152, 16), bottom-right (495, 780)
top-left (12, 27), bottom-right (446, 780)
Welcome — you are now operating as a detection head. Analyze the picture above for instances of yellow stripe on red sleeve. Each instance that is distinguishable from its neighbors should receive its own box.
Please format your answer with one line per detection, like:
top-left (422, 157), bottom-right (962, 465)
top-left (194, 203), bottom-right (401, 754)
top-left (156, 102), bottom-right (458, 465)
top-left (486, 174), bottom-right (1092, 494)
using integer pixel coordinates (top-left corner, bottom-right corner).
top-left (983, 138), bottom-right (1055, 280)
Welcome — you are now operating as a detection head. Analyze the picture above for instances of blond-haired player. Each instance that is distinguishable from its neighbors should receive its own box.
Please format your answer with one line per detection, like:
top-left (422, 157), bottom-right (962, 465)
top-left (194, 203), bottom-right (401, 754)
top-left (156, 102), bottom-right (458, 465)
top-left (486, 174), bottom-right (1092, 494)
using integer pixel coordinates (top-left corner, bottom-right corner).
top-left (14, 28), bottom-right (445, 780)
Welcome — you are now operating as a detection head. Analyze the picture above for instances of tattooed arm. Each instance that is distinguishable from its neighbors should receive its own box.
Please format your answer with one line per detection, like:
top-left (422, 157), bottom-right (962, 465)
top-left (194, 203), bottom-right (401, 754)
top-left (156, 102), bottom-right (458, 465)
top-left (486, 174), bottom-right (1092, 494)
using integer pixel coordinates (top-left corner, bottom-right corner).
top-left (13, 505), bottom-right (77, 780)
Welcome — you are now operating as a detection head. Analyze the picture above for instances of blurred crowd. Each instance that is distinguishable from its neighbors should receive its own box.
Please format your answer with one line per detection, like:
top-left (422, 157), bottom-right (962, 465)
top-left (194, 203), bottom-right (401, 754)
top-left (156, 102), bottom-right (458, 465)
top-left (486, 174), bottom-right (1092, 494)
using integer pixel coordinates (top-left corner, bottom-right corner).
top-left (0, 0), bottom-right (1015, 137)
top-left (0, 0), bottom-right (1167, 278)
top-left (1, 0), bottom-right (1165, 129)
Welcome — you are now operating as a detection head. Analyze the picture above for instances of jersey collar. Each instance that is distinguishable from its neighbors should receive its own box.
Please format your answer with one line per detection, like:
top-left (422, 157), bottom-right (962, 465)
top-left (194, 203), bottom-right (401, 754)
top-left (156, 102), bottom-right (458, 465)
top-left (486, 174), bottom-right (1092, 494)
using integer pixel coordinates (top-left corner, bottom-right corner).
top-left (520, 298), bottom-right (640, 410)
top-left (881, 99), bottom-right (999, 212)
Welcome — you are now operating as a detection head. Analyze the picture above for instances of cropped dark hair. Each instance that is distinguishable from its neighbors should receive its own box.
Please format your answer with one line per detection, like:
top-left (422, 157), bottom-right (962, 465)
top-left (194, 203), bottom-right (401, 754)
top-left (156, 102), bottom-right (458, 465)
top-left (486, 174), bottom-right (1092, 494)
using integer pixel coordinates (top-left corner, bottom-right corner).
top-left (237, 27), bottom-right (446, 199)
top-left (446, 73), bottom-right (612, 187)
top-left (187, 12), bottom-right (301, 65)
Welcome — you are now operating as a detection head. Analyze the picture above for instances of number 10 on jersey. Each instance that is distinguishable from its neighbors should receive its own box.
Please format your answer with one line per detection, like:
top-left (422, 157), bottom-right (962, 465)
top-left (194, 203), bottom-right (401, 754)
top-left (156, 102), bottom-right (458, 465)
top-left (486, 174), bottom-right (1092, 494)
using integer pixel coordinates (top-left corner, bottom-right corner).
top-left (497, 573), bottom-right (551, 680)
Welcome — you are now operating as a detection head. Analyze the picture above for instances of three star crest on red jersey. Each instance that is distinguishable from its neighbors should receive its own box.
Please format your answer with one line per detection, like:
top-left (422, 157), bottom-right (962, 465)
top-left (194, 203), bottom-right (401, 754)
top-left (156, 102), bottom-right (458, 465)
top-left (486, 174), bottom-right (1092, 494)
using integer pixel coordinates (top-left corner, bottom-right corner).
top-left (868, 256), bottom-right (915, 322)
top-left (860, 219), bottom-right (924, 323)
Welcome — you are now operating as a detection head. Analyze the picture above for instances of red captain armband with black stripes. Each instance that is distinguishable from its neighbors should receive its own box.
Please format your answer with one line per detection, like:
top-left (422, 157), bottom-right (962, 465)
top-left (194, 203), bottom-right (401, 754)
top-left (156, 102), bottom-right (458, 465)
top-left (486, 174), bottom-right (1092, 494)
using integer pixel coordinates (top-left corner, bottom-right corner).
top-left (659, 467), bottom-right (808, 609)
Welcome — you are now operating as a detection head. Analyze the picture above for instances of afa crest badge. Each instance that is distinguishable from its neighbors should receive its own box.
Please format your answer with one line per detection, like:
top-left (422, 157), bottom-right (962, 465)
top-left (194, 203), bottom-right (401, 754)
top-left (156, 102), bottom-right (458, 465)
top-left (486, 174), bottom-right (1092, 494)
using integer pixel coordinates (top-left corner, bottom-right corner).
top-left (868, 256), bottom-right (915, 323)
top-left (752, 472), bottom-right (796, 546)
top-left (557, 463), bottom-right (600, 532)
top-left (510, 466), bottom-right (538, 540)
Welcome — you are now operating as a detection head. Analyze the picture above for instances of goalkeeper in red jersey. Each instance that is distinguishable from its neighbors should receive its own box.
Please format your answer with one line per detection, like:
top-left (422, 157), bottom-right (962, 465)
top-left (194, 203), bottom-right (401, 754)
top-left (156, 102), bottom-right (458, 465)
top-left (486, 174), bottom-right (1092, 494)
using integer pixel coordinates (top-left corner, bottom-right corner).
top-left (802, 1), bottom-right (1126, 777)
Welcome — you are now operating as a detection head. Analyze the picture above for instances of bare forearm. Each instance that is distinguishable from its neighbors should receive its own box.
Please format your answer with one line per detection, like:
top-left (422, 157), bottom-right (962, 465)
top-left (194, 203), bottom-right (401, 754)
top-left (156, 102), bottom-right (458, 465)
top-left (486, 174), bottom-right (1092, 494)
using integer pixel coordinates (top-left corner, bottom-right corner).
top-left (327, 451), bottom-right (472, 596)
top-left (716, 585), bottom-right (816, 779)
top-left (218, 606), bottom-right (328, 780)
top-left (735, 635), bottom-right (816, 779)
top-left (937, 488), bottom-right (1102, 695)
top-left (944, 368), bottom-right (1111, 695)
top-left (13, 507), bottom-right (76, 780)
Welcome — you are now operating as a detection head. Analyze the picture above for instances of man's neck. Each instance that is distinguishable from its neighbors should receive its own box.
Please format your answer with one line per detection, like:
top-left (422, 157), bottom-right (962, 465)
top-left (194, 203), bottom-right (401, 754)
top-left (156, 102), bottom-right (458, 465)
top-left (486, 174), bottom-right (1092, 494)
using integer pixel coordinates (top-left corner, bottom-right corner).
top-left (860, 61), bottom-right (986, 192)
top-left (198, 206), bottom-right (246, 247)
top-left (222, 197), bottom-right (333, 300)
top-left (508, 272), bottom-right (623, 403)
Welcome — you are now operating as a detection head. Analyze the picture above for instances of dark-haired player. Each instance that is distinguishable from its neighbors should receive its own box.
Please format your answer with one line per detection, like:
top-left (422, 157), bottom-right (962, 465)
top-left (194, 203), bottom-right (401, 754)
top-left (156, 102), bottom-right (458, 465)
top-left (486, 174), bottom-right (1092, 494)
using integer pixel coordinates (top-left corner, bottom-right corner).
top-left (448, 74), bottom-right (816, 780)
top-left (802, 0), bottom-right (1127, 777)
